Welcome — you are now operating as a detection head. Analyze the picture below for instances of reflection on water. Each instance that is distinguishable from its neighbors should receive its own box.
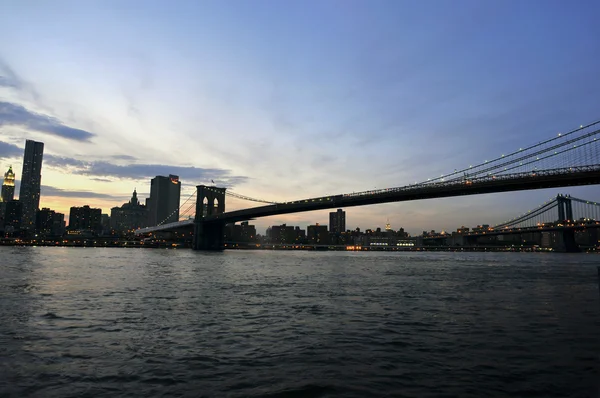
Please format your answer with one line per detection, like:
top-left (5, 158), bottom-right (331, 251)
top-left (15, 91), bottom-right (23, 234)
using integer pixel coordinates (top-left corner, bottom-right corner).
top-left (1, 247), bottom-right (598, 397)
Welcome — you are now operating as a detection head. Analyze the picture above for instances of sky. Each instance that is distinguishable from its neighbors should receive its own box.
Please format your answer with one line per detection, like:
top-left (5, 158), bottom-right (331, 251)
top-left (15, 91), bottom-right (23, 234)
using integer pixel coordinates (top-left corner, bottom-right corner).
top-left (1, 0), bottom-right (599, 234)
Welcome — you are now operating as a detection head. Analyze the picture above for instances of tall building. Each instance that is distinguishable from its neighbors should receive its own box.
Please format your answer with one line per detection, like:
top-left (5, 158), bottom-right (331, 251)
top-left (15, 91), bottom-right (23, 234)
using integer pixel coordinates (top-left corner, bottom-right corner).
top-left (308, 223), bottom-right (329, 244)
top-left (1, 165), bottom-right (15, 202)
top-left (329, 209), bottom-right (346, 234)
top-left (69, 205), bottom-right (102, 233)
top-left (19, 140), bottom-right (44, 231)
top-left (147, 175), bottom-right (181, 226)
top-left (4, 200), bottom-right (22, 232)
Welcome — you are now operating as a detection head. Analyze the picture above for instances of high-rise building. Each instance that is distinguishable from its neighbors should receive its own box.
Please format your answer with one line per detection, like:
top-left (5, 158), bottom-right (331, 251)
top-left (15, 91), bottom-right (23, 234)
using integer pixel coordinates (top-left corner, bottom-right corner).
top-left (4, 200), bottom-right (22, 232)
top-left (1, 165), bottom-right (15, 203)
top-left (329, 209), bottom-right (346, 234)
top-left (36, 208), bottom-right (57, 236)
top-left (307, 223), bottom-right (329, 244)
top-left (19, 140), bottom-right (44, 231)
top-left (147, 175), bottom-right (181, 226)
top-left (69, 205), bottom-right (102, 233)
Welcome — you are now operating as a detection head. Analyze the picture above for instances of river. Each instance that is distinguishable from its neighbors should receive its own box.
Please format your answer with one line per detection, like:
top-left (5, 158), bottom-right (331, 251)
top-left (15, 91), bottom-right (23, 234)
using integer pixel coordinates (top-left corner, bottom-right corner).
top-left (1, 247), bottom-right (598, 397)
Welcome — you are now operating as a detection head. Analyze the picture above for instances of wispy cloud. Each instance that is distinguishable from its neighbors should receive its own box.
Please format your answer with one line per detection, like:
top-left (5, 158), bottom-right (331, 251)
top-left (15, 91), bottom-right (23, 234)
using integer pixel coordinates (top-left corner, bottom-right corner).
top-left (0, 140), bottom-right (22, 159)
top-left (0, 58), bottom-right (25, 90)
top-left (43, 148), bottom-right (247, 186)
top-left (41, 185), bottom-right (127, 200)
top-left (0, 101), bottom-right (96, 142)
top-left (0, 57), bottom-right (40, 100)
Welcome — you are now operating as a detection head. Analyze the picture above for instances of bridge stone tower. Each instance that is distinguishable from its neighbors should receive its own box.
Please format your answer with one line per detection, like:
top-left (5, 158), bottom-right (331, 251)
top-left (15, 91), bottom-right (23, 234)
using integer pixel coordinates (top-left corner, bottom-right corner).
top-left (555, 194), bottom-right (578, 252)
top-left (193, 185), bottom-right (227, 250)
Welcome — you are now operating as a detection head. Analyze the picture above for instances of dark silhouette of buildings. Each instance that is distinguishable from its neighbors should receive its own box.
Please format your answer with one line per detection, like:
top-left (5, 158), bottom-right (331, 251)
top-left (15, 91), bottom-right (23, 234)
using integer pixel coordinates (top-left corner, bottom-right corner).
top-left (19, 140), bottom-right (44, 231)
top-left (329, 209), bottom-right (346, 234)
top-left (36, 208), bottom-right (65, 236)
top-left (307, 223), bottom-right (329, 244)
top-left (225, 221), bottom-right (257, 242)
top-left (69, 205), bottom-right (102, 233)
top-left (4, 200), bottom-right (22, 232)
top-left (267, 224), bottom-right (306, 244)
top-left (146, 175), bottom-right (181, 226)
top-left (111, 189), bottom-right (148, 233)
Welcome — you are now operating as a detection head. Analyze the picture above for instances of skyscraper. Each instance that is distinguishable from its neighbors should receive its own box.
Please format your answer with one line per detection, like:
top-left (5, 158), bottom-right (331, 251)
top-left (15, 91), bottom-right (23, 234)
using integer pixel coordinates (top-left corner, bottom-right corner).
top-left (329, 209), bottom-right (346, 234)
top-left (1, 166), bottom-right (15, 202)
top-left (19, 140), bottom-right (44, 231)
top-left (147, 175), bottom-right (181, 226)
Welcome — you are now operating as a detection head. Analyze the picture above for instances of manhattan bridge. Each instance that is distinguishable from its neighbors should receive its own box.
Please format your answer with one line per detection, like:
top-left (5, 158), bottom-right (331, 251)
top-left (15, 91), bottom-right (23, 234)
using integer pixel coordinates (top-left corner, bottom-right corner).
top-left (136, 120), bottom-right (600, 251)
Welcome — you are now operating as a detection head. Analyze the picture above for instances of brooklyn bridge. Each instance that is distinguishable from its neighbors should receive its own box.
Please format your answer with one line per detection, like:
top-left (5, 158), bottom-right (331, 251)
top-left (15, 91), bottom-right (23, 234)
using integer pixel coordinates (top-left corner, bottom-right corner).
top-left (135, 120), bottom-right (600, 251)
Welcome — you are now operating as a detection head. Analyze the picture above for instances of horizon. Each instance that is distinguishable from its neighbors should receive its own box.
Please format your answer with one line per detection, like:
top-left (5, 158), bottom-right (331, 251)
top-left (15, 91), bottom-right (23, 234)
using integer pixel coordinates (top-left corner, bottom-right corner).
top-left (1, 1), bottom-right (600, 234)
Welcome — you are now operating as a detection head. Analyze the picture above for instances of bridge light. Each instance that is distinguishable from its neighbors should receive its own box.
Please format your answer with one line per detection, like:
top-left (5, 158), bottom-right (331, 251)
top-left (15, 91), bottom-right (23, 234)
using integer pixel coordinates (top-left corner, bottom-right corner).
top-left (558, 133), bottom-right (561, 136)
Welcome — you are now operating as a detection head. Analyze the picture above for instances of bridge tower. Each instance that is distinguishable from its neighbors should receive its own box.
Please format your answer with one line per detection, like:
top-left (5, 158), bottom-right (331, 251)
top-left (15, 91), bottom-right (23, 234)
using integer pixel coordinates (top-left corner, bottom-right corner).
top-left (555, 194), bottom-right (578, 252)
top-left (193, 185), bottom-right (227, 250)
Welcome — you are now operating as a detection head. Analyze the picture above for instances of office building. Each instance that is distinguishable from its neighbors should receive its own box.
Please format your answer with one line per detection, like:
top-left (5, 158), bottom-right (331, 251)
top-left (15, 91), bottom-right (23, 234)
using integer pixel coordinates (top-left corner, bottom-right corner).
top-left (35, 208), bottom-right (64, 236)
top-left (329, 209), bottom-right (346, 234)
top-left (1, 165), bottom-right (15, 202)
top-left (225, 221), bottom-right (257, 243)
top-left (268, 224), bottom-right (306, 244)
top-left (19, 140), bottom-right (44, 231)
top-left (4, 200), bottom-right (22, 232)
top-left (307, 223), bottom-right (329, 244)
top-left (110, 189), bottom-right (147, 233)
top-left (147, 175), bottom-right (181, 226)
top-left (69, 205), bottom-right (102, 233)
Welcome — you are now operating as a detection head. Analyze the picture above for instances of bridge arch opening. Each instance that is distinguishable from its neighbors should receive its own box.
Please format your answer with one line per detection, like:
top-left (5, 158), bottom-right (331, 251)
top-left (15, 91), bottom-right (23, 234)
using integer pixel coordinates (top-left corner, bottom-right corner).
top-left (202, 197), bottom-right (209, 217)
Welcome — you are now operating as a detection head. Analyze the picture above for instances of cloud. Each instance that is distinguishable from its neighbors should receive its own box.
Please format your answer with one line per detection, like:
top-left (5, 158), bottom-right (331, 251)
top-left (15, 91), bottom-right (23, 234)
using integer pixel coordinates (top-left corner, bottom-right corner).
top-left (111, 154), bottom-right (137, 161)
top-left (0, 59), bottom-right (25, 90)
top-left (0, 57), bottom-right (40, 100)
top-left (0, 140), bottom-right (22, 159)
top-left (44, 151), bottom-right (248, 186)
top-left (0, 101), bottom-right (95, 142)
top-left (0, 140), bottom-right (249, 187)
top-left (41, 185), bottom-right (124, 199)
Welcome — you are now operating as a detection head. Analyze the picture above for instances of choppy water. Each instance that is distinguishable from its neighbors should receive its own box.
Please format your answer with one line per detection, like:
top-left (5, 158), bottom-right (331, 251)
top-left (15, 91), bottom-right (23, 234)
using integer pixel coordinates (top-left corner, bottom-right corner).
top-left (0, 247), bottom-right (599, 397)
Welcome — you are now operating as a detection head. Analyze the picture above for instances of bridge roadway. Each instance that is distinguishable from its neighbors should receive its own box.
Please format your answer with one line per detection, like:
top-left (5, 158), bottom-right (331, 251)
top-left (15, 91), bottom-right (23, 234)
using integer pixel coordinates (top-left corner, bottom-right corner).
top-left (205, 165), bottom-right (600, 224)
top-left (423, 221), bottom-right (600, 240)
top-left (135, 165), bottom-right (600, 235)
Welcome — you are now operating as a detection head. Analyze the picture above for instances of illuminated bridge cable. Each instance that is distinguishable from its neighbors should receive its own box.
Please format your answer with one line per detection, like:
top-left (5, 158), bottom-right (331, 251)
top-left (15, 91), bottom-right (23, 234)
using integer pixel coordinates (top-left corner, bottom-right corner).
top-left (419, 120), bottom-right (600, 186)
top-left (493, 196), bottom-right (559, 229)
top-left (225, 190), bottom-right (281, 204)
top-left (156, 190), bottom-right (197, 226)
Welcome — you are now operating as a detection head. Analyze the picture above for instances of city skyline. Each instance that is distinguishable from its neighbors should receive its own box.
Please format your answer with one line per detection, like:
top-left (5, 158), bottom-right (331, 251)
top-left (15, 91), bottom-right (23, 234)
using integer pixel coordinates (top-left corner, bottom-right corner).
top-left (1, 1), bottom-right (600, 234)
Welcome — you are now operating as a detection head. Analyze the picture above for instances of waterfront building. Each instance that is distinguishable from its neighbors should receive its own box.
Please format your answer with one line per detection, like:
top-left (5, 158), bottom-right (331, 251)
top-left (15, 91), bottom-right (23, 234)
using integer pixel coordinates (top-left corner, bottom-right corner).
top-left (329, 209), bottom-right (346, 234)
top-left (225, 221), bottom-right (257, 243)
top-left (268, 224), bottom-right (305, 244)
top-left (307, 223), bottom-right (329, 244)
top-left (69, 205), bottom-right (102, 233)
top-left (110, 189), bottom-right (148, 233)
top-left (4, 200), bottom-right (22, 232)
top-left (19, 140), bottom-right (44, 231)
top-left (146, 175), bottom-right (181, 226)
top-left (36, 208), bottom-right (55, 236)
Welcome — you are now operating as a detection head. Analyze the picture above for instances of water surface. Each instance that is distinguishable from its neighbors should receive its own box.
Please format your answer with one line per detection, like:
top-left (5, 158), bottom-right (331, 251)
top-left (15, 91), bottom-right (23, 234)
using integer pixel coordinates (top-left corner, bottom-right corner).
top-left (1, 248), bottom-right (598, 397)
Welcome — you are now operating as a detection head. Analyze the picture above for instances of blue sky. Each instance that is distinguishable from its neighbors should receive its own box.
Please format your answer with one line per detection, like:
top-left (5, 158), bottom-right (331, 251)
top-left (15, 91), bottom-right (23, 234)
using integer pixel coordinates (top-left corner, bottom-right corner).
top-left (1, 0), bottom-right (599, 234)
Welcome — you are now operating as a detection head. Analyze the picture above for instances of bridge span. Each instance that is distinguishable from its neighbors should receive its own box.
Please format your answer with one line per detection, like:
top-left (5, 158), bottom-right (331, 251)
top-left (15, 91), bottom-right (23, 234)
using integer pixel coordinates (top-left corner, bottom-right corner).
top-left (135, 120), bottom-right (600, 250)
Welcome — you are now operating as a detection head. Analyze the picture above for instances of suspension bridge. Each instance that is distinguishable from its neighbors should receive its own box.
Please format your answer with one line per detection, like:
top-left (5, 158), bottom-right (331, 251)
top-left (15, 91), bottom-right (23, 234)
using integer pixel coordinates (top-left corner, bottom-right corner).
top-left (135, 120), bottom-right (600, 250)
top-left (423, 194), bottom-right (600, 251)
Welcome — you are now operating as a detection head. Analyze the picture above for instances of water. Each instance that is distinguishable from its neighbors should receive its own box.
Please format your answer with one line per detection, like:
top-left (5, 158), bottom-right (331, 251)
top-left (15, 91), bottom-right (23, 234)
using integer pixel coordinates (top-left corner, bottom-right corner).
top-left (0, 247), bottom-right (598, 397)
